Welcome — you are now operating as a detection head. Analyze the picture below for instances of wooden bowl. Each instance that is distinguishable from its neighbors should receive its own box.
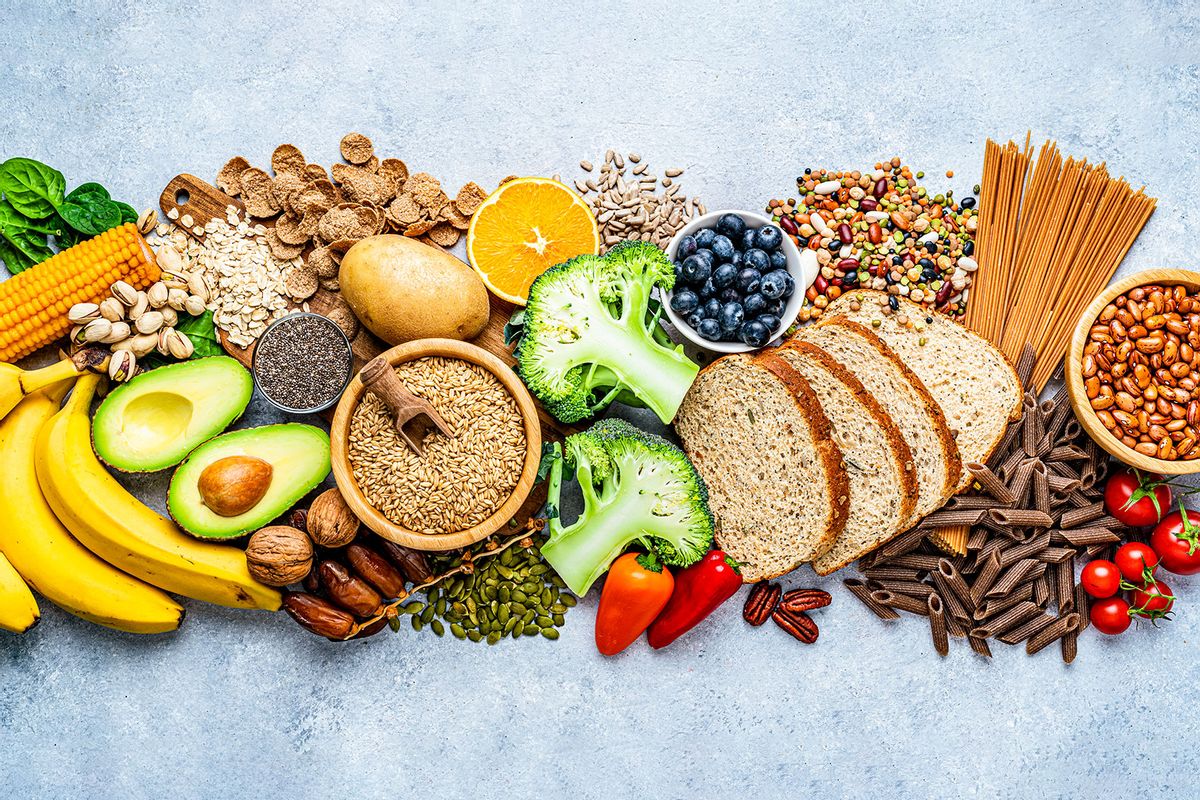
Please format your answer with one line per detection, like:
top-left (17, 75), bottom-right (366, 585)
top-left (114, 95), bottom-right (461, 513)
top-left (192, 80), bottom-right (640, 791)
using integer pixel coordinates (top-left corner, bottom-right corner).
top-left (1066, 269), bottom-right (1200, 475)
top-left (330, 338), bottom-right (542, 550)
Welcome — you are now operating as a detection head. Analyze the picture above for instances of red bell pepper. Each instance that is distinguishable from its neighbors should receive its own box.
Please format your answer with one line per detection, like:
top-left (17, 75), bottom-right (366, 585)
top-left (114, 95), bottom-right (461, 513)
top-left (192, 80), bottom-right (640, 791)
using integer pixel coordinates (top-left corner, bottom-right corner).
top-left (646, 550), bottom-right (741, 649)
top-left (594, 552), bottom-right (674, 656)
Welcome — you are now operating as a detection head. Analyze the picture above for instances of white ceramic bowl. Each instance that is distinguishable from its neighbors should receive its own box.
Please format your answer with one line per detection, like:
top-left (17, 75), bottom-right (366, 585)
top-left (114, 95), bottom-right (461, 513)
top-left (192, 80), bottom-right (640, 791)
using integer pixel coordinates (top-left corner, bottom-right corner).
top-left (663, 210), bottom-right (816, 354)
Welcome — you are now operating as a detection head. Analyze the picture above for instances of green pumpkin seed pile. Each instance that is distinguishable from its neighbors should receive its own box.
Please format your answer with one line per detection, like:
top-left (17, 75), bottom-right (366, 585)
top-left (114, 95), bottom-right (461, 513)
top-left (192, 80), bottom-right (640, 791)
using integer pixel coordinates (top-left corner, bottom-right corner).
top-left (398, 537), bottom-right (575, 644)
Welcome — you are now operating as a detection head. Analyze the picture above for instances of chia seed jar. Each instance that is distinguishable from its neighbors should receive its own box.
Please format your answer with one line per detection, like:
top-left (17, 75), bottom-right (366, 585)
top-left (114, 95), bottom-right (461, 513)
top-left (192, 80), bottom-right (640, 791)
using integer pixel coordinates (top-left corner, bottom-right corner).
top-left (252, 312), bottom-right (353, 414)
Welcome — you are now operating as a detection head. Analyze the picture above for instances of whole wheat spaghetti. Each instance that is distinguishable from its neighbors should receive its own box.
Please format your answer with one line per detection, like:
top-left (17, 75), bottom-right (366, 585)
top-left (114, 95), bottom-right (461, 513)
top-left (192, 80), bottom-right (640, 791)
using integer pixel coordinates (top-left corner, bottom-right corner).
top-left (966, 136), bottom-right (1155, 391)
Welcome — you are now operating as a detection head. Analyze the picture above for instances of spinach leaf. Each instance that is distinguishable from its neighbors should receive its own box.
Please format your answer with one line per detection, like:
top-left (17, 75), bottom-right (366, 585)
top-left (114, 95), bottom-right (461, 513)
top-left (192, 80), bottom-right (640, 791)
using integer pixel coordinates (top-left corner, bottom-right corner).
top-left (0, 237), bottom-right (36, 274)
top-left (0, 158), bottom-right (66, 219)
top-left (0, 199), bottom-right (56, 273)
top-left (58, 182), bottom-right (122, 235)
top-left (139, 310), bottom-right (222, 371)
top-left (114, 201), bottom-right (138, 225)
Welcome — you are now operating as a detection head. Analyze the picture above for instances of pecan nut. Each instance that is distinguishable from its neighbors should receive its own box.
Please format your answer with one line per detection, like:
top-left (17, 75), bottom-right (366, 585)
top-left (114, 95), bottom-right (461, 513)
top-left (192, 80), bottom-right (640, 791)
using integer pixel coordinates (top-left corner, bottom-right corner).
top-left (772, 608), bottom-right (819, 643)
top-left (780, 588), bottom-right (832, 614)
top-left (283, 591), bottom-right (357, 640)
top-left (743, 580), bottom-right (781, 626)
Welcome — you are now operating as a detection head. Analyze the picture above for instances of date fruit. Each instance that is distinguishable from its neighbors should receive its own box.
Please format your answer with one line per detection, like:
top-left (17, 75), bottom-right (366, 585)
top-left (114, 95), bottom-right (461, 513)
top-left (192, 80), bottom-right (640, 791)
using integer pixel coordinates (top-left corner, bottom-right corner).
top-left (743, 580), bottom-right (781, 626)
top-left (283, 591), bottom-right (356, 640)
top-left (377, 539), bottom-right (434, 584)
top-left (346, 544), bottom-right (407, 598)
top-left (318, 560), bottom-right (384, 617)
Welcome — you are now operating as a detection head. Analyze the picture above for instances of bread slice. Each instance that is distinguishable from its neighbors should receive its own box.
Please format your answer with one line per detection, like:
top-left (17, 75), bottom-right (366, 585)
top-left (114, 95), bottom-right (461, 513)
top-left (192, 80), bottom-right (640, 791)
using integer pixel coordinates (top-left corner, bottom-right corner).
top-left (675, 353), bottom-right (849, 582)
top-left (768, 343), bottom-right (918, 575)
top-left (797, 320), bottom-right (961, 520)
top-left (820, 291), bottom-right (1022, 489)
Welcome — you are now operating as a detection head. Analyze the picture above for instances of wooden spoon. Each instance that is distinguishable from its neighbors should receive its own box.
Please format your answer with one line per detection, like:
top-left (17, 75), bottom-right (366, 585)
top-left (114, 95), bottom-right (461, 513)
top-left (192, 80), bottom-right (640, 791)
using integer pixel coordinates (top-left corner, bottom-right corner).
top-left (359, 356), bottom-right (455, 455)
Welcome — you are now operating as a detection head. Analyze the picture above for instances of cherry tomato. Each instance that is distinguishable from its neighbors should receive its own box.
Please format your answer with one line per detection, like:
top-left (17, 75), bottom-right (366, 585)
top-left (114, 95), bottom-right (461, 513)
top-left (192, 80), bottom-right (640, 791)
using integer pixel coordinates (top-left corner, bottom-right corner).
top-left (1104, 467), bottom-right (1171, 527)
top-left (1150, 507), bottom-right (1200, 575)
top-left (1080, 560), bottom-right (1121, 598)
top-left (1114, 542), bottom-right (1160, 583)
top-left (1131, 579), bottom-right (1175, 619)
top-left (1090, 597), bottom-right (1132, 635)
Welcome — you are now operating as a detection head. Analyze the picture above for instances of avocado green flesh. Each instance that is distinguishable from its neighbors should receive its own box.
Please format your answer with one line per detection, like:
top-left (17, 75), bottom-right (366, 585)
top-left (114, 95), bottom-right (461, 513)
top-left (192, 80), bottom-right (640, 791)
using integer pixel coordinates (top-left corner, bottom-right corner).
top-left (168, 424), bottom-right (331, 539)
top-left (91, 357), bottom-right (253, 472)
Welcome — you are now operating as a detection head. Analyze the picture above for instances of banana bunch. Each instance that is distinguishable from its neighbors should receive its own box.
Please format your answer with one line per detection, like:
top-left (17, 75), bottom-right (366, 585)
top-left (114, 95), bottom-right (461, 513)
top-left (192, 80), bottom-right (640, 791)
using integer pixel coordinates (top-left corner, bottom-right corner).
top-left (0, 371), bottom-right (280, 636)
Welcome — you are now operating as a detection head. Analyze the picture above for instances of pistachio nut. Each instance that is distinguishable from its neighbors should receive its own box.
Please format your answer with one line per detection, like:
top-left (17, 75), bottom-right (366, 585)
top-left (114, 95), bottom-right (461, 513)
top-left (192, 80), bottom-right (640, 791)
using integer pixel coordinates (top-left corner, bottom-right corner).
top-left (70, 325), bottom-right (88, 346)
top-left (186, 273), bottom-right (211, 302)
top-left (100, 321), bottom-right (131, 344)
top-left (135, 310), bottom-right (165, 335)
top-left (129, 333), bottom-right (159, 357)
top-left (111, 280), bottom-right (138, 306)
top-left (98, 297), bottom-right (126, 323)
top-left (166, 288), bottom-right (188, 311)
top-left (162, 328), bottom-right (194, 359)
top-left (68, 303), bottom-right (101, 325)
top-left (155, 245), bottom-right (182, 274)
top-left (160, 307), bottom-right (178, 328)
top-left (184, 294), bottom-right (207, 317)
top-left (81, 318), bottom-right (114, 343)
top-left (108, 350), bottom-right (136, 382)
top-left (136, 208), bottom-right (158, 235)
top-left (147, 282), bottom-right (169, 309)
top-left (128, 291), bottom-right (149, 321)
top-left (156, 327), bottom-right (175, 356)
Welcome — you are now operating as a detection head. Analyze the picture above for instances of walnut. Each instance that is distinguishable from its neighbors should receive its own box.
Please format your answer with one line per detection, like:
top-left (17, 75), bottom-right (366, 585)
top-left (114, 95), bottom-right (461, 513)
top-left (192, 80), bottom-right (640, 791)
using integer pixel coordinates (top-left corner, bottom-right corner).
top-left (245, 526), bottom-right (313, 586)
top-left (306, 488), bottom-right (360, 548)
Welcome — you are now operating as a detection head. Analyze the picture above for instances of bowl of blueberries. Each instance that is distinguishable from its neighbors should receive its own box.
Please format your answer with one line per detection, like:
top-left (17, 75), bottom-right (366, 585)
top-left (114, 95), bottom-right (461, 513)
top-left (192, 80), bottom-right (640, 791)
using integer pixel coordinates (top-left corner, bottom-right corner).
top-left (664, 210), bottom-right (814, 352)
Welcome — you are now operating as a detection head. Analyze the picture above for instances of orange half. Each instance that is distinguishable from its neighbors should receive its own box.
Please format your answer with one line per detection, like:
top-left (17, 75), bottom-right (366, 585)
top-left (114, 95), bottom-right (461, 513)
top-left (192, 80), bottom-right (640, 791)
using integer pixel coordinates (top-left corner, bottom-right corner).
top-left (466, 178), bottom-right (600, 305)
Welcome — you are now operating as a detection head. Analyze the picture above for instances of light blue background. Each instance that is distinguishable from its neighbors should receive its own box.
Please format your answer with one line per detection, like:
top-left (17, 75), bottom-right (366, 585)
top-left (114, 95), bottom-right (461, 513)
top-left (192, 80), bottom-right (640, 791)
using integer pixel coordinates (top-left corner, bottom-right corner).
top-left (2, 2), bottom-right (1198, 798)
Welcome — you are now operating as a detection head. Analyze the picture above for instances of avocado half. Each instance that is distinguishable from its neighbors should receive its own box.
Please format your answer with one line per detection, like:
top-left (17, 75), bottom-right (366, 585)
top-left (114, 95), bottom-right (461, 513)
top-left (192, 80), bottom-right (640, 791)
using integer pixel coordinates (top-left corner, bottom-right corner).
top-left (92, 357), bottom-right (253, 472)
top-left (168, 424), bottom-right (331, 540)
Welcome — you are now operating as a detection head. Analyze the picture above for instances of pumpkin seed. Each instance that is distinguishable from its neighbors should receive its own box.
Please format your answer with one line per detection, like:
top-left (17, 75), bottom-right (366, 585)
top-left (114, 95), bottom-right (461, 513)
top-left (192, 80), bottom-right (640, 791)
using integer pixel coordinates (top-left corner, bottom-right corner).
top-left (513, 590), bottom-right (528, 604)
top-left (451, 624), bottom-right (467, 640)
top-left (431, 619), bottom-right (445, 637)
top-left (435, 598), bottom-right (447, 616)
top-left (402, 602), bottom-right (425, 615)
top-left (513, 620), bottom-right (524, 638)
top-left (411, 615), bottom-right (424, 632)
top-left (540, 587), bottom-right (553, 607)
top-left (510, 602), bottom-right (527, 616)
top-left (498, 605), bottom-right (510, 625)
top-left (542, 628), bottom-right (559, 640)
top-left (420, 605), bottom-right (435, 624)
top-left (561, 594), bottom-right (578, 607)
top-left (536, 615), bottom-right (554, 628)
top-left (524, 625), bottom-right (540, 636)
top-left (499, 585), bottom-right (511, 604)
top-left (522, 609), bottom-right (536, 624)
top-left (503, 617), bottom-right (517, 636)
top-left (553, 613), bottom-right (565, 626)
top-left (486, 631), bottom-right (501, 645)
top-left (467, 630), bottom-right (482, 642)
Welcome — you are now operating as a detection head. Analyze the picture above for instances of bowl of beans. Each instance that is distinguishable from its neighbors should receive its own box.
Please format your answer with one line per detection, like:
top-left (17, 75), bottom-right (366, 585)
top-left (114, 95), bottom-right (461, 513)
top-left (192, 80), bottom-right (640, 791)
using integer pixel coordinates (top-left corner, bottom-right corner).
top-left (329, 338), bottom-right (542, 550)
top-left (1067, 269), bottom-right (1200, 475)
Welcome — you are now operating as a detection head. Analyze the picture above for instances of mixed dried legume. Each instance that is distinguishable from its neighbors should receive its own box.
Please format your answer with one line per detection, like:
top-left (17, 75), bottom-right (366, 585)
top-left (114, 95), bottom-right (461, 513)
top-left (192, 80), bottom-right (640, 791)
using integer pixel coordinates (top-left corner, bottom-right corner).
top-left (767, 157), bottom-right (977, 325)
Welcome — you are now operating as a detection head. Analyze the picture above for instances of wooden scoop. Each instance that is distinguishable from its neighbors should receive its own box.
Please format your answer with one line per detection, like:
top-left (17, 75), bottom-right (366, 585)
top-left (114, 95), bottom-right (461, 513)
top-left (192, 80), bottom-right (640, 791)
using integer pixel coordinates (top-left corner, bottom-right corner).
top-left (359, 356), bottom-right (455, 456)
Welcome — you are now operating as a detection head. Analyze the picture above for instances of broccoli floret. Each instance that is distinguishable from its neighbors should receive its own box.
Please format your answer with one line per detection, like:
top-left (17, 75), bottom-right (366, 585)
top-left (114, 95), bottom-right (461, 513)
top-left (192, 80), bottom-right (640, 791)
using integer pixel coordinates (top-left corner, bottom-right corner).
top-left (515, 242), bottom-right (699, 424)
top-left (540, 418), bottom-right (714, 595)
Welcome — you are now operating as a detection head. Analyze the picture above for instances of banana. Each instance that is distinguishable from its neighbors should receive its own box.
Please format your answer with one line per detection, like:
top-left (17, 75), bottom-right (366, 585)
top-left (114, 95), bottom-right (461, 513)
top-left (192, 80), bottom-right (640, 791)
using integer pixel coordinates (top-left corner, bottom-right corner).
top-left (0, 552), bottom-right (39, 634)
top-left (0, 348), bottom-right (106, 423)
top-left (0, 383), bottom-right (183, 634)
top-left (36, 373), bottom-right (281, 612)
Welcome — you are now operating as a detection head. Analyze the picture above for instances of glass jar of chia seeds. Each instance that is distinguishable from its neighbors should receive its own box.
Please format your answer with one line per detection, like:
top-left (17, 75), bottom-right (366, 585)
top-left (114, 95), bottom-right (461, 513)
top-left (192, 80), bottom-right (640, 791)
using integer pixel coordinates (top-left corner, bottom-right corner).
top-left (252, 312), bottom-right (353, 414)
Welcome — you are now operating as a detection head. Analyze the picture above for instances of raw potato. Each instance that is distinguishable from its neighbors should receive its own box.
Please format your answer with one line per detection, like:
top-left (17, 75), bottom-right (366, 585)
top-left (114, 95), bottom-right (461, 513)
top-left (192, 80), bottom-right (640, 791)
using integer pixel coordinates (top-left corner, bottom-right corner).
top-left (339, 235), bottom-right (489, 344)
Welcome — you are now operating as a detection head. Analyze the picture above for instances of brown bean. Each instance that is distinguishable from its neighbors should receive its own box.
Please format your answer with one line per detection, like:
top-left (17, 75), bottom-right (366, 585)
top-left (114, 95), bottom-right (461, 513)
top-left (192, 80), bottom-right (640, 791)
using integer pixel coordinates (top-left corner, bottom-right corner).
top-left (1109, 320), bottom-right (1128, 340)
top-left (1149, 425), bottom-right (1169, 441)
top-left (1119, 376), bottom-right (1141, 397)
top-left (1145, 314), bottom-right (1167, 330)
top-left (1111, 362), bottom-right (1128, 379)
top-left (1082, 354), bottom-right (1098, 378)
top-left (1170, 361), bottom-right (1191, 379)
top-left (1133, 363), bottom-right (1151, 387)
top-left (1090, 395), bottom-right (1115, 410)
top-left (1116, 341), bottom-right (1135, 361)
top-left (1164, 340), bottom-right (1180, 365)
top-left (1158, 439), bottom-right (1174, 459)
top-left (1097, 410), bottom-right (1117, 430)
top-left (1100, 303), bottom-right (1118, 322)
top-left (1167, 318), bottom-right (1189, 336)
top-left (1113, 410), bottom-right (1139, 431)
top-left (1085, 375), bottom-right (1100, 399)
top-left (1136, 442), bottom-right (1161, 456)
top-left (1179, 437), bottom-right (1197, 457)
top-left (1137, 333), bottom-right (1165, 354)
top-left (1167, 419), bottom-right (1188, 432)
top-left (1145, 385), bottom-right (1160, 402)
top-left (1189, 401), bottom-right (1200, 427)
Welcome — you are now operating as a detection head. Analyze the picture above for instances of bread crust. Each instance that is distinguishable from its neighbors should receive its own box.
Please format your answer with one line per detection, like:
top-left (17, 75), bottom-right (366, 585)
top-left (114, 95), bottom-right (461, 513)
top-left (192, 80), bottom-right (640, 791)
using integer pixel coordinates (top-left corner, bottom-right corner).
top-left (782, 340), bottom-right (919, 529)
top-left (757, 352), bottom-right (850, 567)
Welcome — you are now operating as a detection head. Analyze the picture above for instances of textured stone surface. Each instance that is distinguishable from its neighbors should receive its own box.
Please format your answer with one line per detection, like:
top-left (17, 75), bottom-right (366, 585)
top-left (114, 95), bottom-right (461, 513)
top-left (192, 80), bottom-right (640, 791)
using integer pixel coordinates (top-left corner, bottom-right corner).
top-left (2, 2), bottom-right (1199, 798)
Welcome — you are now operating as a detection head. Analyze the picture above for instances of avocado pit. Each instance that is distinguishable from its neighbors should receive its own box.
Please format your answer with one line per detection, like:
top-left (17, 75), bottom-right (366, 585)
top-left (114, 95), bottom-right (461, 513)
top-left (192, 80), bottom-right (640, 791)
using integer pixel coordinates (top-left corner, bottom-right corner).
top-left (198, 455), bottom-right (273, 517)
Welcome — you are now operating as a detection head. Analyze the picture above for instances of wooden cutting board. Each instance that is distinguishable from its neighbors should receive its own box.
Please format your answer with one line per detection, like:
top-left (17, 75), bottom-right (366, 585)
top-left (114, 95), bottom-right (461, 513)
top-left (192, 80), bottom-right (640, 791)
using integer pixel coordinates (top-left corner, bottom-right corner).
top-left (158, 174), bottom-right (574, 442)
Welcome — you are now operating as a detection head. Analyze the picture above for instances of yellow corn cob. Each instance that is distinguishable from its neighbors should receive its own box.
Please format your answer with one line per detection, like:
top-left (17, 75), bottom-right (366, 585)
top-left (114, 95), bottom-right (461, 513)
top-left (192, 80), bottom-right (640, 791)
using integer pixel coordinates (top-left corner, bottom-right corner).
top-left (0, 223), bottom-right (160, 363)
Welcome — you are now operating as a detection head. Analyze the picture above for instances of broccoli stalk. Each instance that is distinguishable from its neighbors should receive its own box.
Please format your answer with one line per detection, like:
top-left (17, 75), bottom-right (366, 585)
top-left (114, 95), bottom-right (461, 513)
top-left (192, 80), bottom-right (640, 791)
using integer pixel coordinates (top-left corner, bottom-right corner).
top-left (540, 419), bottom-right (714, 596)
top-left (515, 242), bottom-right (700, 424)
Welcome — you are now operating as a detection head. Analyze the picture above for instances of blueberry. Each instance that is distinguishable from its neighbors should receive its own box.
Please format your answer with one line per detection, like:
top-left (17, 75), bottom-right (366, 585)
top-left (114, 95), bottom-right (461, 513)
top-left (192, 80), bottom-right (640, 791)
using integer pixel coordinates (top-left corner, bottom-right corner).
top-left (673, 261), bottom-right (686, 282)
top-left (743, 292), bottom-right (767, 317)
top-left (710, 235), bottom-right (736, 263)
top-left (676, 234), bottom-right (698, 260)
top-left (718, 287), bottom-right (741, 304)
top-left (754, 225), bottom-right (784, 251)
top-left (696, 318), bottom-right (722, 341)
top-left (686, 311), bottom-right (704, 330)
top-left (760, 269), bottom-right (790, 300)
top-left (694, 228), bottom-right (717, 248)
top-left (729, 250), bottom-right (743, 268)
top-left (757, 314), bottom-right (781, 334)
top-left (716, 213), bottom-right (747, 239)
top-left (670, 289), bottom-right (699, 314)
top-left (680, 254), bottom-right (711, 284)
top-left (769, 250), bottom-right (788, 270)
top-left (782, 274), bottom-right (795, 296)
top-left (766, 298), bottom-right (785, 317)
top-left (736, 267), bottom-right (762, 294)
top-left (703, 298), bottom-right (722, 319)
top-left (743, 248), bottom-right (771, 272)
top-left (739, 320), bottom-right (771, 348)
top-left (718, 302), bottom-right (745, 332)
top-left (741, 229), bottom-right (758, 251)
top-left (712, 263), bottom-right (738, 288)
top-left (698, 278), bottom-right (716, 299)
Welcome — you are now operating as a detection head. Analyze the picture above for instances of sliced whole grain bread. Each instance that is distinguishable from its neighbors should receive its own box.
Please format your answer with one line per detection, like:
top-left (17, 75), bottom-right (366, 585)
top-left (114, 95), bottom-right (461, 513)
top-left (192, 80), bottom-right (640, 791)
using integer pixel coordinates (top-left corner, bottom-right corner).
top-left (797, 320), bottom-right (961, 521)
top-left (768, 344), bottom-right (919, 575)
top-left (674, 353), bottom-right (849, 582)
top-left (820, 291), bottom-right (1022, 489)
